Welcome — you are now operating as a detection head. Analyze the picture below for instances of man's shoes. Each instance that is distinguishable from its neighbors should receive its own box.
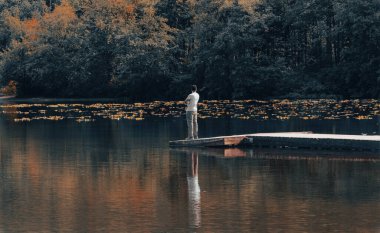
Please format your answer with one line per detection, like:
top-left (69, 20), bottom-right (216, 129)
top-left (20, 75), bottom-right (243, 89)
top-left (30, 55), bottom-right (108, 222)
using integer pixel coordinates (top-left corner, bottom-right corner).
top-left (194, 136), bottom-right (198, 139)
top-left (185, 137), bottom-right (194, 140)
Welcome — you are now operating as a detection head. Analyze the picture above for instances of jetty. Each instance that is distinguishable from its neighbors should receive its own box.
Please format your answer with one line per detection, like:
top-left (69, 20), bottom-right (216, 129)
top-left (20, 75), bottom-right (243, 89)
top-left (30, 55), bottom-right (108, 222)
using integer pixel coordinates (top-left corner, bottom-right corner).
top-left (169, 132), bottom-right (380, 151)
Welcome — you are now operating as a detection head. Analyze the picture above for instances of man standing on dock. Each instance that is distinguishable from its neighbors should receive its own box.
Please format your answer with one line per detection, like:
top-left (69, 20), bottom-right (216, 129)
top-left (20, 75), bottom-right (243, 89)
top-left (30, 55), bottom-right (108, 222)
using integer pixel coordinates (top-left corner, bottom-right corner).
top-left (185, 85), bottom-right (199, 140)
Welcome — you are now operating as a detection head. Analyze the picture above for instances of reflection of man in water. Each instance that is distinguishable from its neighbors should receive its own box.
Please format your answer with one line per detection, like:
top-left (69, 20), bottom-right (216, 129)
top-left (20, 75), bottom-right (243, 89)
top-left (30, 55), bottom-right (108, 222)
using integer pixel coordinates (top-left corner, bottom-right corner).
top-left (187, 152), bottom-right (201, 228)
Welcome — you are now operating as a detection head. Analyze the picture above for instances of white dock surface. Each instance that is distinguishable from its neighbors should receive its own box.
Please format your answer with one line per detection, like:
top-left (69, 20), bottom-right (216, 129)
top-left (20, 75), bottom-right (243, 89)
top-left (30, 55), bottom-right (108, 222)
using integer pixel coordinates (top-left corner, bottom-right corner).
top-left (169, 132), bottom-right (380, 150)
top-left (249, 133), bottom-right (380, 141)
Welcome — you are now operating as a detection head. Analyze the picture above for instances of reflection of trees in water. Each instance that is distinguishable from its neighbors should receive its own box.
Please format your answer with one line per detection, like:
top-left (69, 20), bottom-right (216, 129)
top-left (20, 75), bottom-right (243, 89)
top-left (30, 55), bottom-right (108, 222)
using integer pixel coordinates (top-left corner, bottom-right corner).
top-left (203, 151), bottom-right (380, 201)
top-left (181, 149), bottom-right (380, 232)
top-left (1, 116), bottom-right (379, 232)
top-left (0, 129), bottom-right (173, 231)
top-left (0, 119), bottom-right (181, 232)
top-left (264, 157), bottom-right (380, 201)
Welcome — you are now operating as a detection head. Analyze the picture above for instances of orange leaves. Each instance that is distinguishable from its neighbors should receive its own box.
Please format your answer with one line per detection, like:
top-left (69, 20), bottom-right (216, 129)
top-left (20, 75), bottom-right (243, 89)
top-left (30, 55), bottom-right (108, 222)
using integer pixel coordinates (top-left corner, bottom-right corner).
top-left (0, 80), bottom-right (17, 96)
top-left (23, 18), bottom-right (40, 41)
top-left (42, 0), bottom-right (76, 32)
top-left (126, 4), bottom-right (135, 15)
top-left (99, 0), bottom-right (135, 19)
top-left (87, 0), bottom-right (136, 36)
top-left (24, 18), bottom-right (39, 29)
top-left (107, 0), bottom-right (135, 15)
top-left (2, 99), bottom-right (380, 123)
top-left (3, 14), bottom-right (40, 47)
top-left (7, 0), bottom-right (77, 44)
top-left (3, 13), bottom-right (24, 40)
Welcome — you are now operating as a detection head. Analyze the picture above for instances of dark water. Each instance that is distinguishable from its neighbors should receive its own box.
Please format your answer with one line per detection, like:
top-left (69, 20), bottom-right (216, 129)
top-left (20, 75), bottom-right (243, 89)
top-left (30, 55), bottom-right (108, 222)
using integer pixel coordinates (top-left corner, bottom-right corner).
top-left (0, 101), bottom-right (380, 232)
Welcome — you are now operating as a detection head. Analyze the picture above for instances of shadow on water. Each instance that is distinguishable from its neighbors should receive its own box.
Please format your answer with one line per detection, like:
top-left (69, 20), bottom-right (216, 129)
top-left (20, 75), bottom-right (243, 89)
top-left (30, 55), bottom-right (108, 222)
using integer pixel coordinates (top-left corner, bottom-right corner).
top-left (171, 147), bottom-right (380, 202)
top-left (171, 147), bottom-right (380, 161)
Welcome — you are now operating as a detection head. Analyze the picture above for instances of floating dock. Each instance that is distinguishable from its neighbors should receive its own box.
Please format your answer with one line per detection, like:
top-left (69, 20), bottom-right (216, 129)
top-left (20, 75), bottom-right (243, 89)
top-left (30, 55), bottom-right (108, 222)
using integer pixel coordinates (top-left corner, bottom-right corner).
top-left (169, 132), bottom-right (380, 151)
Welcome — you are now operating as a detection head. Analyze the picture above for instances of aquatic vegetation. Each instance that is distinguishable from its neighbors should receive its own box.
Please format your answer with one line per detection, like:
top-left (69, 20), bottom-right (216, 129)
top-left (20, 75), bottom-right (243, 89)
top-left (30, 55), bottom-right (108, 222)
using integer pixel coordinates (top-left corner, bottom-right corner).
top-left (1, 99), bottom-right (379, 123)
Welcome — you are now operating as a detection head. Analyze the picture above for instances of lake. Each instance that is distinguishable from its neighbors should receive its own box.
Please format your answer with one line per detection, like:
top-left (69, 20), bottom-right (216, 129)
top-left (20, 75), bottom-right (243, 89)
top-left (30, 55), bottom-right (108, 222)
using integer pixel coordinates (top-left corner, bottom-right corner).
top-left (0, 99), bottom-right (379, 232)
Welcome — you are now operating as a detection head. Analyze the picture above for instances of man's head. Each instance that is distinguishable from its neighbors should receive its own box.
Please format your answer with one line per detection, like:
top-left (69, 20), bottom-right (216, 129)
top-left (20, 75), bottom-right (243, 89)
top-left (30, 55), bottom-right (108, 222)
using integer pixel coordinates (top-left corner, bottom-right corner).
top-left (191, 85), bottom-right (197, 92)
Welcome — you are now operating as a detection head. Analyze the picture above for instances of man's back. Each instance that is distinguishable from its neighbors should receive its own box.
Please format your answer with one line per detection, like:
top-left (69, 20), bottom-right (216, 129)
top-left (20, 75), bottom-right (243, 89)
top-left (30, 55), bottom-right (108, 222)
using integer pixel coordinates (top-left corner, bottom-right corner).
top-left (186, 92), bottom-right (199, 111)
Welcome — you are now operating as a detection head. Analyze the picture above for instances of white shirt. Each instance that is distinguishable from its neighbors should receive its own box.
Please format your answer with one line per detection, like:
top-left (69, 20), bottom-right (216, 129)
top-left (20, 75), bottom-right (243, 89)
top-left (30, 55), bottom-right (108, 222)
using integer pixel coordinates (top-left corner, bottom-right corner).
top-left (185, 92), bottom-right (199, 112)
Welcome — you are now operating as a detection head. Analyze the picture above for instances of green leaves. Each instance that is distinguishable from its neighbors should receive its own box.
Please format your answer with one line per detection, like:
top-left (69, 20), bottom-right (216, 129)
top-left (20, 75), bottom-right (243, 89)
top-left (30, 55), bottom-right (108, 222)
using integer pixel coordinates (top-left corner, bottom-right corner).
top-left (0, 0), bottom-right (379, 99)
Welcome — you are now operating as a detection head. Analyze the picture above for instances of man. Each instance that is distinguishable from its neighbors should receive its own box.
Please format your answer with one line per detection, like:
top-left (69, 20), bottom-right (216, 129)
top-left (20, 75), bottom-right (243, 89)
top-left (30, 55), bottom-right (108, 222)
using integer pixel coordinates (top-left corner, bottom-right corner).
top-left (185, 85), bottom-right (199, 140)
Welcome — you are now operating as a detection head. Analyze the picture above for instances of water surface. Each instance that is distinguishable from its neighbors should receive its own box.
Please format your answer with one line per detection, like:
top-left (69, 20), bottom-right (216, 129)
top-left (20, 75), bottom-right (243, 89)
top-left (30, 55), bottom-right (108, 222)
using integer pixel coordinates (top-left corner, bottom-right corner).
top-left (0, 99), bottom-right (379, 232)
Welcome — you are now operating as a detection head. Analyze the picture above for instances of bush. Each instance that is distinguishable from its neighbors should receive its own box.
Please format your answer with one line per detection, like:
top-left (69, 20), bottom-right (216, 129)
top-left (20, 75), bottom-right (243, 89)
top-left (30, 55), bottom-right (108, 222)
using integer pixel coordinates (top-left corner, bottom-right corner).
top-left (0, 80), bottom-right (17, 96)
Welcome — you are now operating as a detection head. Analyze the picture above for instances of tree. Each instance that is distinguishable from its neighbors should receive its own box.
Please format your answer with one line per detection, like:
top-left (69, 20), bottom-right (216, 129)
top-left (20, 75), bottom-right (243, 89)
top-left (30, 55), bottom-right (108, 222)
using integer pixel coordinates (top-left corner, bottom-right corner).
top-left (113, 5), bottom-right (176, 101)
top-left (0, 0), bottom-right (379, 99)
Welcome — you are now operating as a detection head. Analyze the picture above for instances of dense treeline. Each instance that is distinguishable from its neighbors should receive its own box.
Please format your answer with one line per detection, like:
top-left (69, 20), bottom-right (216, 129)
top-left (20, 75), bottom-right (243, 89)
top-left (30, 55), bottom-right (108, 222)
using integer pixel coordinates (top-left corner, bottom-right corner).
top-left (0, 0), bottom-right (379, 100)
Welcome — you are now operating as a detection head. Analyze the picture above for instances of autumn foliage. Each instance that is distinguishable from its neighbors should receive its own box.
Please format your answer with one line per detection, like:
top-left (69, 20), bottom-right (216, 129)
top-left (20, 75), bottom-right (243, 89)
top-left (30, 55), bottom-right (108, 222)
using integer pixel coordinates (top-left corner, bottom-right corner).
top-left (0, 80), bottom-right (17, 96)
top-left (0, 0), bottom-right (379, 100)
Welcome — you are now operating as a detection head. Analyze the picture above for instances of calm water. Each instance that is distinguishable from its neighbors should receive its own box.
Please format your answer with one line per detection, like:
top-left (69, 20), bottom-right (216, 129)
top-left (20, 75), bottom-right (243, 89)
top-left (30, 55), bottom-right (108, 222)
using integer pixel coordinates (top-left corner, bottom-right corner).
top-left (0, 100), bottom-right (380, 232)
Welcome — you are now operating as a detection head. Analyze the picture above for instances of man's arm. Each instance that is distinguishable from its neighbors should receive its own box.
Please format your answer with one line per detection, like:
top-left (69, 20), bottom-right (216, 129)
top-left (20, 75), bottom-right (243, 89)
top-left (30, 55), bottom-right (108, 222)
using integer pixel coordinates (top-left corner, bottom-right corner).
top-left (185, 95), bottom-right (191, 105)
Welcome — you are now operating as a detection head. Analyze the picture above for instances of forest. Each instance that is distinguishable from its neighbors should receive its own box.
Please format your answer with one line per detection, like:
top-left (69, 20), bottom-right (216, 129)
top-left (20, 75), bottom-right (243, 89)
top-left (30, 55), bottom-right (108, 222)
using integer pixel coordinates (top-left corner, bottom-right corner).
top-left (0, 0), bottom-right (379, 101)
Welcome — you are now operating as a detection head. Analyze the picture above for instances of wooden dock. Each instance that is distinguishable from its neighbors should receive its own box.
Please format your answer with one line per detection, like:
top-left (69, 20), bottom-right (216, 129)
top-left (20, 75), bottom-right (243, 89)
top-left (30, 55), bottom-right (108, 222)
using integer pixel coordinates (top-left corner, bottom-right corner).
top-left (169, 132), bottom-right (380, 151)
